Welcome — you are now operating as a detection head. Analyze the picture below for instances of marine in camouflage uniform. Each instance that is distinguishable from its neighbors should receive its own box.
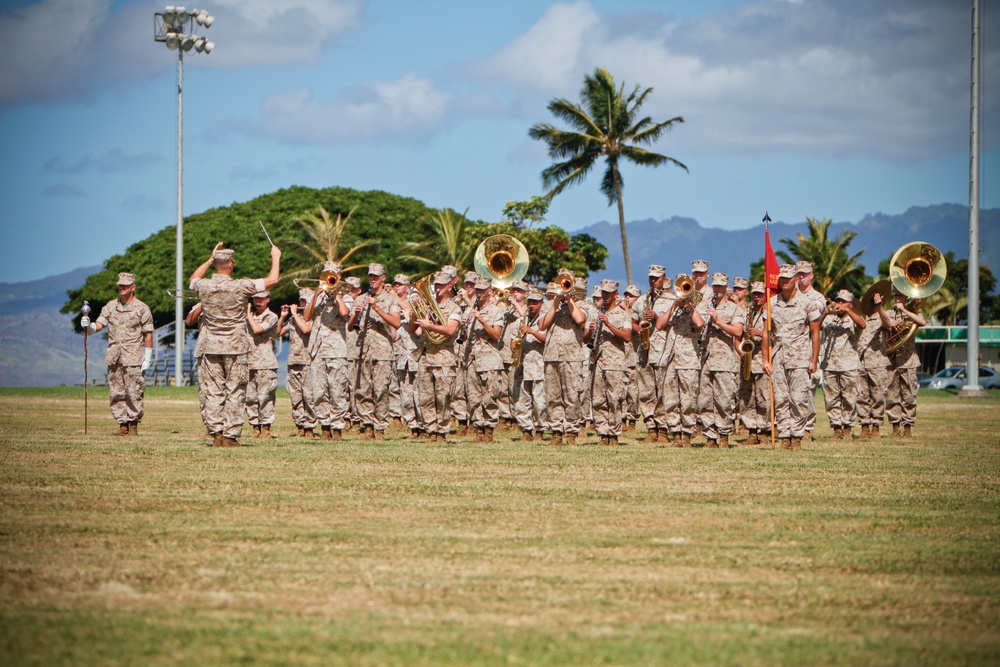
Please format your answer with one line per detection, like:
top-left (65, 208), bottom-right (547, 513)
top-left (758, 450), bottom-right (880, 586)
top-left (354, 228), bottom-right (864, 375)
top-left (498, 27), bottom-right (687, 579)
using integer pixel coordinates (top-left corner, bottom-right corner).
top-left (512, 290), bottom-right (548, 441)
top-left (349, 263), bottom-right (402, 439)
top-left (881, 293), bottom-right (926, 438)
top-left (450, 272), bottom-right (478, 435)
top-left (633, 267), bottom-right (673, 443)
top-left (342, 277), bottom-right (363, 430)
top-left (189, 243), bottom-right (281, 447)
top-left (796, 261), bottom-right (828, 439)
top-left (83, 272), bottom-right (154, 435)
top-left (621, 285), bottom-right (642, 432)
top-left (498, 282), bottom-right (529, 430)
top-left (186, 302), bottom-right (210, 436)
top-left (245, 290), bottom-right (279, 438)
top-left (391, 274), bottom-right (421, 435)
top-left (303, 262), bottom-right (352, 440)
top-left (462, 278), bottom-right (506, 441)
top-left (856, 293), bottom-right (891, 439)
top-left (538, 270), bottom-right (589, 445)
top-left (589, 280), bottom-right (633, 445)
top-left (762, 264), bottom-right (821, 450)
top-left (737, 283), bottom-right (771, 444)
top-left (818, 289), bottom-right (865, 439)
top-left (697, 273), bottom-right (746, 448)
top-left (277, 290), bottom-right (316, 437)
top-left (656, 274), bottom-right (705, 447)
top-left (411, 271), bottom-right (463, 442)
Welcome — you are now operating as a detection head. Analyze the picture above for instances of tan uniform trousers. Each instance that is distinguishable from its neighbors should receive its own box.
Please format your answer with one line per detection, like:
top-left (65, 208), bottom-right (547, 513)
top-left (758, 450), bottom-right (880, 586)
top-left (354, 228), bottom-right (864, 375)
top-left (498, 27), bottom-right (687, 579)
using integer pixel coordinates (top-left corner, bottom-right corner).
top-left (498, 365), bottom-right (514, 422)
top-left (636, 364), bottom-right (666, 430)
top-left (245, 368), bottom-right (278, 426)
top-left (738, 373), bottom-right (771, 431)
top-left (591, 367), bottom-right (627, 437)
top-left (660, 367), bottom-right (700, 435)
top-left (107, 363), bottom-right (145, 425)
top-left (467, 366), bottom-right (504, 429)
top-left (623, 367), bottom-right (639, 422)
top-left (416, 365), bottom-right (456, 436)
top-left (856, 366), bottom-right (889, 427)
top-left (286, 363), bottom-right (316, 429)
top-left (886, 367), bottom-right (918, 427)
top-left (199, 354), bottom-right (249, 438)
top-left (397, 368), bottom-right (419, 429)
top-left (512, 372), bottom-right (546, 433)
top-left (451, 363), bottom-right (470, 423)
top-left (355, 359), bottom-right (394, 431)
top-left (772, 366), bottom-right (811, 439)
top-left (698, 369), bottom-right (739, 439)
top-left (544, 361), bottom-right (585, 435)
top-left (823, 370), bottom-right (858, 428)
top-left (313, 358), bottom-right (350, 430)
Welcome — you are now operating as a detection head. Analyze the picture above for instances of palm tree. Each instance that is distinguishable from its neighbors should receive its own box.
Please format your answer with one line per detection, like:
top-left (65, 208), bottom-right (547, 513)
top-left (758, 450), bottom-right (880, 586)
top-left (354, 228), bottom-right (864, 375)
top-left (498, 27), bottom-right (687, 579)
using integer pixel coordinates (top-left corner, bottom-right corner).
top-left (529, 67), bottom-right (687, 285)
top-left (283, 205), bottom-right (376, 284)
top-left (398, 208), bottom-right (476, 275)
top-left (777, 217), bottom-right (868, 297)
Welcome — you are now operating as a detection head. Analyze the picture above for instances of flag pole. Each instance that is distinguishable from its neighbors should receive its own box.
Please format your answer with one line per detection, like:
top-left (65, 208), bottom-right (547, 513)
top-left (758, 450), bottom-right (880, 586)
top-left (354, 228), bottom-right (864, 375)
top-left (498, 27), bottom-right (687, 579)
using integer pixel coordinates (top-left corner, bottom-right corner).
top-left (763, 213), bottom-right (777, 449)
top-left (82, 301), bottom-right (90, 435)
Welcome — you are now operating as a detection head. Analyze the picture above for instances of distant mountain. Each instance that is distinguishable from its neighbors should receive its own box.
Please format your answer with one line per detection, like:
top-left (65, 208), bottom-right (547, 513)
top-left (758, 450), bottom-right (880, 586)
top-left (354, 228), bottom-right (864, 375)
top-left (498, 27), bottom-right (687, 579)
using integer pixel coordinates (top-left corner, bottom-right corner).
top-left (581, 203), bottom-right (998, 287)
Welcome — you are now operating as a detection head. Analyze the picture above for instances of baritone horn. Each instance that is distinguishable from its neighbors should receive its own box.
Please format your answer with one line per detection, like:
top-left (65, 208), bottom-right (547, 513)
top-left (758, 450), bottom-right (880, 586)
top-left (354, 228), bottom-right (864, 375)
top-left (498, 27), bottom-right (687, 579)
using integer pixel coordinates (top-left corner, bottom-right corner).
top-left (408, 275), bottom-right (450, 345)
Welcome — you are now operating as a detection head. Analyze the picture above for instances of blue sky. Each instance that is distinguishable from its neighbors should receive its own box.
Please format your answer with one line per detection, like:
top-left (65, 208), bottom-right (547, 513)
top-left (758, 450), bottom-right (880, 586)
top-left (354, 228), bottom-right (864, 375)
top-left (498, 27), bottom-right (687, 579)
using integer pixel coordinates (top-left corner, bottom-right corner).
top-left (0, 0), bottom-right (996, 283)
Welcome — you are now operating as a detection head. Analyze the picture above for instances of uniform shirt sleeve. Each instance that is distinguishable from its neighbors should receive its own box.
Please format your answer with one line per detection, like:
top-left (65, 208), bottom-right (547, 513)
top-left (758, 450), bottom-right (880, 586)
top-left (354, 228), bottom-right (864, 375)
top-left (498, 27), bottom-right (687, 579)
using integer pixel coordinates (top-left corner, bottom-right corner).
top-left (141, 303), bottom-right (154, 333)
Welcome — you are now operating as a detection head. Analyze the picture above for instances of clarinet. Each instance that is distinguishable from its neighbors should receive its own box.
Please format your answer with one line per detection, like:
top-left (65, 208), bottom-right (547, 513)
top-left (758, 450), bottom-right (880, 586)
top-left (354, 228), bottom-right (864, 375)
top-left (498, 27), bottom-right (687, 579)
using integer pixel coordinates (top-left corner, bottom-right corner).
top-left (353, 288), bottom-right (375, 345)
top-left (698, 293), bottom-right (720, 351)
top-left (456, 294), bottom-right (480, 345)
top-left (587, 298), bottom-right (610, 350)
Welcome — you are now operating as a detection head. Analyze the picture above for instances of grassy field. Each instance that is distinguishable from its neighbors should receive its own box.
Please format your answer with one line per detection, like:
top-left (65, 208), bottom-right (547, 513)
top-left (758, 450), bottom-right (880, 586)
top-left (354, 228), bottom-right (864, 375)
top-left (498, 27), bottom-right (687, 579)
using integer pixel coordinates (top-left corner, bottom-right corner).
top-left (1, 386), bottom-right (999, 666)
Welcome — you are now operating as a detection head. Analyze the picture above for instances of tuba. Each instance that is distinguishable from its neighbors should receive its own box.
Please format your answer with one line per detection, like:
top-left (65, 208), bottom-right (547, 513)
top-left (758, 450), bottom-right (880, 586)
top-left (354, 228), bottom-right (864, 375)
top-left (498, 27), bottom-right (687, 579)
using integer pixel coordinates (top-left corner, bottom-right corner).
top-left (884, 242), bottom-right (947, 354)
top-left (474, 234), bottom-right (529, 292)
top-left (408, 275), bottom-right (451, 345)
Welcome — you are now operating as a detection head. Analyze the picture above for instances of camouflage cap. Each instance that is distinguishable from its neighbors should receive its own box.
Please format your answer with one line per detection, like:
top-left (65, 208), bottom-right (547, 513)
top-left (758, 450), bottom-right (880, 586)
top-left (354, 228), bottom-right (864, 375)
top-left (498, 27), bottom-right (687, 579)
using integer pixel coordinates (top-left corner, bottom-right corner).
top-left (751, 281), bottom-right (766, 294)
top-left (574, 277), bottom-right (587, 290)
top-left (624, 284), bottom-right (642, 298)
top-left (778, 264), bottom-right (797, 279)
top-left (474, 276), bottom-right (492, 290)
top-left (440, 265), bottom-right (458, 279)
top-left (344, 276), bottom-right (362, 288)
top-left (691, 259), bottom-right (709, 273)
top-left (733, 276), bottom-right (749, 289)
top-left (392, 273), bottom-right (410, 286)
top-left (835, 289), bottom-right (854, 302)
top-left (648, 264), bottom-right (666, 277)
top-left (711, 272), bottom-right (729, 287)
top-left (545, 282), bottom-right (558, 296)
top-left (511, 280), bottom-right (529, 292)
top-left (599, 278), bottom-right (619, 293)
top-left (367, 262), bottom-right (386, 276)
top-left (298, 288), bottom-right (314, 301)
top-left (432, 271), bottom-right (451, 285)
top-left (117, 272), bottom-right (136, 286)
top-left (526, 289), bottom-right (544, 301)
top-left (214, 248), bottom-right (234, 263)
top-left (795, 260), bottom-right (813, 275)
top-left (253, 290), bottom-right (270, 299)
top-left (323, 261), bottom-right (343, 274)
top-left (464, 271), bottom-right (479, 284)
top-left (591, 286), bottom-right (602, 298)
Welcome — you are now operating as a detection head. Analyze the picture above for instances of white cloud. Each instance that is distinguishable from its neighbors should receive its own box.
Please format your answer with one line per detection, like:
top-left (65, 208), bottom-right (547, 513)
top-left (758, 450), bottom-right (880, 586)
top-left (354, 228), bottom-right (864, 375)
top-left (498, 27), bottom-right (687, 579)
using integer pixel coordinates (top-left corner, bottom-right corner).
top-left (254, 74), bottom-right (452, 143)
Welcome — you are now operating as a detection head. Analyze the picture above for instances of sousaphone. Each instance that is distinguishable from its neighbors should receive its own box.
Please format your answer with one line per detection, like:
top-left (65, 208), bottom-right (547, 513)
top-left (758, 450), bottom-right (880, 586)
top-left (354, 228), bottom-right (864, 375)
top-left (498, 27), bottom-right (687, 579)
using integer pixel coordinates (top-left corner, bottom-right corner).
top-left (474, 234), bottom-right (530, 299)
top-left (884, 242), bottom-right (947, 353)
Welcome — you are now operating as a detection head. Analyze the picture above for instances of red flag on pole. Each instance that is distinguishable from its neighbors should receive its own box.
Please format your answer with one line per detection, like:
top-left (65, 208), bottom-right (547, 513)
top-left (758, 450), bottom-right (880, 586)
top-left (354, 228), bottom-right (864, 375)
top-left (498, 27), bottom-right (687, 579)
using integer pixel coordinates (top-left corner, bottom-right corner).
top-left (763, 212), bottom-right (779, 295)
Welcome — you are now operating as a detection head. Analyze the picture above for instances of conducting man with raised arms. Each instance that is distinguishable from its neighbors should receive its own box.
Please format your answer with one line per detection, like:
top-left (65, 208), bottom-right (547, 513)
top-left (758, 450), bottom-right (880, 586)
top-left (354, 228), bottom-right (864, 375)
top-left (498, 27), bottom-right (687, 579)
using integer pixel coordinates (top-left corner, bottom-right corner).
top-left (190, 242), bottom-right (281, 447)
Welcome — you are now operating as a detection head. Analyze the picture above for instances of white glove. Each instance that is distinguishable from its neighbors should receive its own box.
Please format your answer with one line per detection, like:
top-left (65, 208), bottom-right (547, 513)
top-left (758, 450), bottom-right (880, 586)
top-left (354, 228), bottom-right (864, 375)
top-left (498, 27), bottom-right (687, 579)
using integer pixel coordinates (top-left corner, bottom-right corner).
top-left (80, 316), bottom-right (90, 328)
top-left (84, 321), bottom-right (97, 335)
top-left (141, 348), bottom-right (153, 372)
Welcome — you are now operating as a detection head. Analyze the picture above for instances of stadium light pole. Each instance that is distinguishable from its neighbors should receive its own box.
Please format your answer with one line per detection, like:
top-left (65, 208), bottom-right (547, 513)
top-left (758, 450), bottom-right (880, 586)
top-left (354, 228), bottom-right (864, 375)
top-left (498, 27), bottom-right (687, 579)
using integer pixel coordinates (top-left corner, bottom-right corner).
top-left (154, 6), bottom-right (215, 386)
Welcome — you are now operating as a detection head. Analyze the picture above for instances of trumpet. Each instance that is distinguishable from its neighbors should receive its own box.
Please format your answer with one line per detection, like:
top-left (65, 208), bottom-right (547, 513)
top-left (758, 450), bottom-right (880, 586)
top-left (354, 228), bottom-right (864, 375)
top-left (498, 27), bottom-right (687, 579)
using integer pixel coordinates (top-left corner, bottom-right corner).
top-left (293, 270), bottom-right (345, 293)
top-left (555, 271), bottom-right (575, 295)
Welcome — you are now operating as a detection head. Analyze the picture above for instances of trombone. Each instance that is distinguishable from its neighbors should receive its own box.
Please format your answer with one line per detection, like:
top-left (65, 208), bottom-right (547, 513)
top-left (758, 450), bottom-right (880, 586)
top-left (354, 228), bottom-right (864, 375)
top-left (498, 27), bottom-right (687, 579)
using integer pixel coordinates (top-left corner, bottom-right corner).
top-left (673, 274), bottom-right (703, 307)
top-left (293, 270), bottom-right (346, 293)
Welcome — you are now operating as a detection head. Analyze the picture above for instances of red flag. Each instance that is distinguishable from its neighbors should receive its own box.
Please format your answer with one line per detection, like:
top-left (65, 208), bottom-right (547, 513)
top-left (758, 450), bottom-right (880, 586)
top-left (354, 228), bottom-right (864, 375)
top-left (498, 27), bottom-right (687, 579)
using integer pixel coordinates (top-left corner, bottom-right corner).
top-left (764, 228), bottom-right (780, 295)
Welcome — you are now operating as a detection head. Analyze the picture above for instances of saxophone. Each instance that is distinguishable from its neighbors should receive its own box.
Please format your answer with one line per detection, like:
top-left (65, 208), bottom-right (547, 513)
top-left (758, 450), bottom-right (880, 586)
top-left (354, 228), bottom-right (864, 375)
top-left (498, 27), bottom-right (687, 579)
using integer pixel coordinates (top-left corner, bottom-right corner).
top-left (738, 304), bottom-right (758, 381)
top-left (639, 286), bottom-right (657, 350)
top-left (510, 311), bottom-right (528, 367)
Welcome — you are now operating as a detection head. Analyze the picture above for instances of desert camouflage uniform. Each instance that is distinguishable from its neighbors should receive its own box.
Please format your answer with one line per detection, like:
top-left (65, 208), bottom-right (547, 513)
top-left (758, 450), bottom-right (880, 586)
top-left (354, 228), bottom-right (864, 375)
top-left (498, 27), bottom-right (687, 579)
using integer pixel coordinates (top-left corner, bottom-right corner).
top-left (395, 311), bottom-right (422, 431)
top-left (465, 301), bottom-right (506, 430)
top-left (284, 312), bottom-right (316, 431)
top-left (96, 297), bottom-right (154, 425)
top-left (659, 304), bottom-right (702, 437)
top-left (191, 274), bottom-right (265, 438)
top-left (820, 312), bottom-right (861, 430)
top-left (633, 290), bottom-right (673, 431)
top-left (497, 302), bottom-right (522, 425)
top-left (513, 304), bottom-right (548, 434)
top-left (543, 299), bottom-right (588, 436)
top-left (245, 307), bottom-right (279, 428)
top-left (451, 297), bottom-right (473, 426)
top-left (623, 314), bottom-right (640, 426)
top-left (885, 309), bottom-right (920, 428)
top-left (310, 292), bottom-right (351, 431)
top-left (737, 307), bottom-right (770, 432)
top-left (354, 290), bottom-right (401, 433)
top-left (344, 294), bottom-right (361, 427)
top-left (577, 299), bottom-right (599, 425)
top-left (856, 312), bottom-right (890, 430)
top-left (799, 286), bottom-right (827, 432)
top-left (415, 298), bottom-right (462, 437)
top-left (769, 291), bottom-right (821, 439)
top-left (698, 299), bottom-right (746, 441)
top-left (590, 303), bottom-right (633, 438)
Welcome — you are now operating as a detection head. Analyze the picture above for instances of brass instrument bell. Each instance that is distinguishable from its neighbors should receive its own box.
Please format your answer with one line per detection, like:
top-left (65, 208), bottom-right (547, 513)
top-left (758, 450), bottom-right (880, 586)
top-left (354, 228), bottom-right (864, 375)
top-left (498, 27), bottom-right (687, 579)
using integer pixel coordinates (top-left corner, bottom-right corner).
top-left (889, 241), bottom-right (947, 299)
top-left (474, 234), bottom-right (529, 290)
top-left (857, 280), bottom-right (893, 317)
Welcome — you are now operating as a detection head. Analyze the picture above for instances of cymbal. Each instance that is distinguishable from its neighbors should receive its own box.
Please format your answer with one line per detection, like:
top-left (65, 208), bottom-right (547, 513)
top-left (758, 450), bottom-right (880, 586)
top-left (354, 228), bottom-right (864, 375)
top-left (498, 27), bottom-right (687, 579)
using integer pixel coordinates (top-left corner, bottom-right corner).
top-left (857, 280), bottom-right (892, 316)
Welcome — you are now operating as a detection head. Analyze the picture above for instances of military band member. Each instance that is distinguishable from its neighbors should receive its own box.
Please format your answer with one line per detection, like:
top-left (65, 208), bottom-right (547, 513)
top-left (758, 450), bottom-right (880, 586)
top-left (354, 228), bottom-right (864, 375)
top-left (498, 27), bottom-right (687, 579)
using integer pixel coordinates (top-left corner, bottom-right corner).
top-left (512, 289), bottom-right (548, 441)
top-left (189, 243), bottom-right (281, 447)
top-left (588, 279), bottom-right (633, 446)
top-left (856, 291), bottom-right (890, 439)
top-left (81, 272), bottom-right (154, 436)
top-left (391, 274), bottom-right (420, 435)
top-left (633, 266), bottom-right (673, 443)
top-left (349, 262), bottom-right (402, 440)
top-left (498, 281), bottom-right (529, 430)
top-left (656, 274), bottom-right (705, 447)
top-left (691, 259), bottom-right (713, 303)
top-left (819, 289), bottom-right (865, 439)
top-left (621, 284), bottom-right (642, 432)
top-left (303, 262), bottom-right (352, 441)
top-left (698, 273), bottom-right (746, 448)
top-left (737, 282), bottom-right (770, 444)
top-left (882, 291), bottom-right (926, 438)
top-left (342, 276), bottom-right (363, 431)
top-left (796, 261), bottom-right (827, 441)
top-left (277, 289), bottom-right (316, 438)
top-left (538, 270), bottom-right (588, 446)
top-left (729, 276), bottom-right (749, 311)
top-left (245, 290), bottom-right (279, 438)
top-left (186, 302), bottom-right (211, 437)
top-left (411, 271), bottom-right (463, 442)
top-left (462, 277), bottom-right (505, 442)
top-left (451, 271), bottom-right (479, 436)
top-left (762, 264), bottom-right (821, 451)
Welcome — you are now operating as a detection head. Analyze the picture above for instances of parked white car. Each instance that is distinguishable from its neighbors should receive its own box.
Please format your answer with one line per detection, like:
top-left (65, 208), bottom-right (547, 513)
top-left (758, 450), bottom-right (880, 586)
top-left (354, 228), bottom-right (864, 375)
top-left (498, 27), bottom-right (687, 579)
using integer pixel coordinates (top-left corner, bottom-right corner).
top-left (927, 366), bottom-right (1000, 390)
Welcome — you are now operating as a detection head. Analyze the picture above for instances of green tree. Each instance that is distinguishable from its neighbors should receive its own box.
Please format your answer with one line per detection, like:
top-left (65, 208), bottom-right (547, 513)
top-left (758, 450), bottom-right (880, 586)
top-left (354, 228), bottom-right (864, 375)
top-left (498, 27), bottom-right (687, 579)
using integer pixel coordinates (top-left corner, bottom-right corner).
top-left (777, 217), bottom-right (869, 297)
top-left (529, 67), bottom-right (687, 286)
top-left (397, 208), bottom-right (476, 276)
top-left (282, 205), bottom-right (376, 286)
top-left (878, 250), bottom-right (999, 325)
top-left (502, 196), bottom-right (550, 230)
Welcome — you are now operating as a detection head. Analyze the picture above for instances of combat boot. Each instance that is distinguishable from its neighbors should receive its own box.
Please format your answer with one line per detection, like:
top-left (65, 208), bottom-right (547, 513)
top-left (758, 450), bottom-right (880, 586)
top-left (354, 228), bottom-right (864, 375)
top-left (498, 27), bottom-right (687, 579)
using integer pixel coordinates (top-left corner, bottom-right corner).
top-left (392, 417), bottom-right (403, 429)
top-left (643, 427), bottom-right (659, 444)
top-left (332, 429), bottom-right (342, 441)
top-left (457, 421), bottom-right (469, 437)
top-left (681, 432), bottom-right (692, 448)
top-left (833, 426), bottom-right (843, 440)
top-left (871, 424), bottom-right (881, 439)
top-left (212, 433), bottom-right (223, 447)
top-left (484, 427), bottom-right (494, 443)
top-left (410, 428), bottom-right (422, 440)
top-left (859, 425), bottom-right (870, 439)
top-left (719, 434), bottom-right (730, 448)
top-left (792, 436), bottom-right (803, 450)
top-left (251, 424), bottom-right (262, 439)
top-left (891, 423), bottom-right (901, 437)
top-left (705, 438), bottom-right (719, 449)
top-left (903, 424), bottom-right (913, 438)
top-left (113, 423), bottom-right (129, 436)
top-left (426, 433), bottom-right (438, 444)
top-left (550, 432), bottom-right (564, 446)
top-left (364, 427), bottom-right (375, 441)
top-left (780, 437), bottom-right (793, 450)
top-left (803, 431), bottom-right (812, 443)
top-left (374, 430), bottom-right (386, 441)
top-left (610, 435), bottom-right (620, 446)
top-left (220, 436), bottom-right (241, 447)
top-left (565, 433), bottom-right (577, 446)
top-left (744, 429), bottom-right (760, 446)
top-left (600, 435), bottom-right (610, 446)
top-left (261, 424), bottom-right (271, 439)
top-left (128, 422), bottom-right (138, 436)
top-left (303, 427), bottom-right (315, 439)
top-left (522, 429), bottom-right (534, 442)
top-left (321, 425), bottom-right (333, 441)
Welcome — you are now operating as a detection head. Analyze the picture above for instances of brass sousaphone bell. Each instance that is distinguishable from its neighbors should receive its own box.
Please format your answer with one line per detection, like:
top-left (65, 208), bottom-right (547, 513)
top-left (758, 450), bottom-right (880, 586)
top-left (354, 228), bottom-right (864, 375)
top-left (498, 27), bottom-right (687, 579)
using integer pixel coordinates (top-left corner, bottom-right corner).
top-left (474, 234), bottom-right (530, 299)
top-left (883, 242), bottom-right (947, 353)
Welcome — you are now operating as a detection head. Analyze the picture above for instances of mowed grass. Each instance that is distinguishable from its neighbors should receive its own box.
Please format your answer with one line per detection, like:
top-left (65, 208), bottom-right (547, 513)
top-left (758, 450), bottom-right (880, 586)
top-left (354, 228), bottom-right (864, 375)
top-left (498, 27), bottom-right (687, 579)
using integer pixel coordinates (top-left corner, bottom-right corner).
top-left (1, 386), bottom-right (999, 666)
